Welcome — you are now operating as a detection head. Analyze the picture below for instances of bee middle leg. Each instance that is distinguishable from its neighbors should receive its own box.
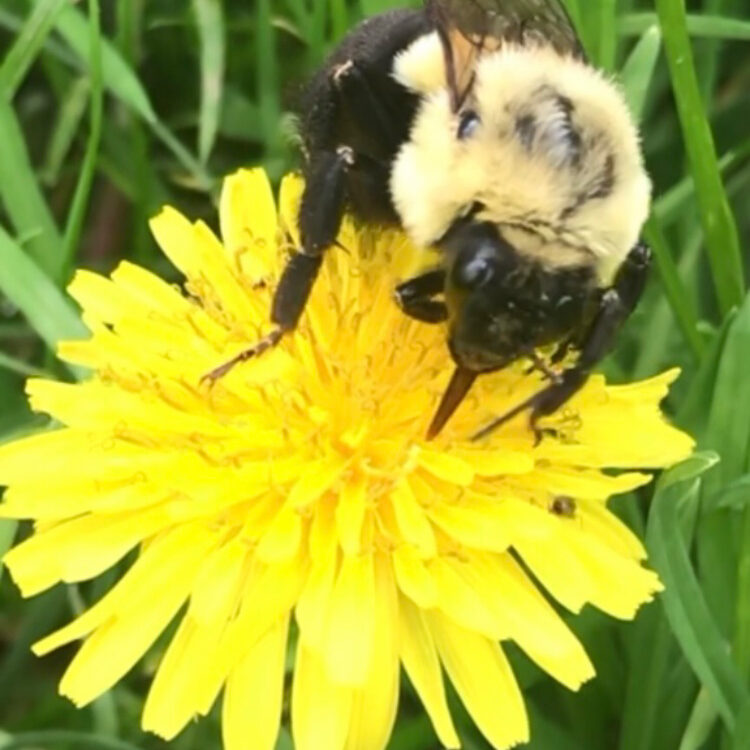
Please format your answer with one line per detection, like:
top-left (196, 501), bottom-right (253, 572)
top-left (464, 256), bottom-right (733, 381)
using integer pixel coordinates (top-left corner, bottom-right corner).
top-left (394, 269), bottom-right (448, 323)
top-left (473, 241), bottom-right (651, 441)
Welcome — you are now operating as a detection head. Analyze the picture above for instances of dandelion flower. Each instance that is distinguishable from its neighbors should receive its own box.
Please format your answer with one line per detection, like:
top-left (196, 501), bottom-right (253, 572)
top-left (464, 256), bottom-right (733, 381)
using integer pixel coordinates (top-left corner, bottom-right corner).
top-left (1, 169), bottom-right (693, 750)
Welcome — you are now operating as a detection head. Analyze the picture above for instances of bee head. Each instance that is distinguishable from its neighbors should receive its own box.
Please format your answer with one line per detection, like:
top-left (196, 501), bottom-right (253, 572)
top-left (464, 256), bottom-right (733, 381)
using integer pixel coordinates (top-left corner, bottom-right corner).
top-left (442, 220), bottom-right (539, 372)
top-left (441, 218), bottom-right (595, 373)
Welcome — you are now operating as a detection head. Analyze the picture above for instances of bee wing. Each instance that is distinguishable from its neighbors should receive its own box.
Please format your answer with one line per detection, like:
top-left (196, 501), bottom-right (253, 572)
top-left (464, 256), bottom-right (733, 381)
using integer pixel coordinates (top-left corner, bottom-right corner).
top-left (426, 0), bottom-right (584, 110)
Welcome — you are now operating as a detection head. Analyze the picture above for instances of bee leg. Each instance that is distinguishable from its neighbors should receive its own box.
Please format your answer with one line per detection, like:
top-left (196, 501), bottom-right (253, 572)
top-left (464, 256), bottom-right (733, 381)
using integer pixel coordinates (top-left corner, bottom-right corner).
top-left (473, 242), bottom-right (651, 441)
top-left (272, 146), bottom-right (353, 327)
top-left (393, 269), bottom-right (448, 323)
top-left (550, 337), bottom-right (574, 364)
top-left (202, 148), bottom-right (352, 384)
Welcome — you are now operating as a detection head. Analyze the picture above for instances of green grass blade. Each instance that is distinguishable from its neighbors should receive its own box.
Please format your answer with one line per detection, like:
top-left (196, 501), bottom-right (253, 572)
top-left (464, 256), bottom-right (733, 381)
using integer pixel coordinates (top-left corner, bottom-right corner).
top-left (642, 216), bottom-right (704, 359)
top-left (654, 0), bottom-right (744, 315)
top-left (732, 702), bottom-right (750, 750)
top-left (61, 0), bottom-right (102, 277)
top-left (308, 0), bottom-right (328, 65)
top-left (0, 519), bottom-right (17, 582)
top-left (329, 0), bottom-right (348, 40)
top-left (647, 476), bottom-right (748, 731)
top-left (658, 451), bottom-right (721, 491)
top-left (618, 603), bottom-right (675, 750)
top-left (734, 505), bottom-right (750, 690)
top-left (257, 0), bottom-right (281, 155)
top-left (48, 0), bottom-right (211, 189)
top-left (619, 24), bottom-right (662, 122)
top-left (0, 97), bottom-right (63, 281)
top-left (193, 0), bottom-right (225, 164)
top-left (0, 0), bottom-right (67, 98)
top-left (693, 0), bottom-right (736, 103)
top-left (716, 475), bottom-right (750, 510)
top-left (40, 76), bottom-right (89, 186)
top-left (562, 0), bottom-right (584, 41)
top-left (0, 351), bottom-right (52, 378)
top-left (654, 139), bottom-right (750, 228)
top-left (620, 12), bottom-right (750, 41)
top-left (702, 294), bottom-right (750, 502)
top-left (596, 0), bottom-right (618, 72)
top-left (0, 7), bottom-right (78, 67)
top-left (678, 688), bottom-right (718, 750)
top-left (0, 732), bottom-right (145, 750)
top-left (0, 225), bottom-right (86, 357)
top-left (282, 0), bottom-right (311, 43)
top-left (50, 0), bottom-right (154, 121)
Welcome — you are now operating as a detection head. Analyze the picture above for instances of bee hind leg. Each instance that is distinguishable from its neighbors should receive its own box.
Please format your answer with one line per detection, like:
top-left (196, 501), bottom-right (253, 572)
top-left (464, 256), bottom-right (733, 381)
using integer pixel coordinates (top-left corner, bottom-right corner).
top-left (394, 269), bottom-right (448, 323)
top-left (472, 242), bottom-right (652, 441)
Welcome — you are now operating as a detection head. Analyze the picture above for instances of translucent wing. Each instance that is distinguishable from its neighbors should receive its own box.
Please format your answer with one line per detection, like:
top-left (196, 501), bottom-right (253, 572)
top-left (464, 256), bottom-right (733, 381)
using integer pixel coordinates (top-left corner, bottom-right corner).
top-left (426, 0), bottom-right (584, 109)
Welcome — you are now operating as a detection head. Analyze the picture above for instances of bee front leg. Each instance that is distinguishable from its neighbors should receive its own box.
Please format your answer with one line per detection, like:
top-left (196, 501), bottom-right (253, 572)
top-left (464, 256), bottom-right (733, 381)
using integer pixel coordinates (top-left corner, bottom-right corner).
top-left (473, 242), bottom-right (651, 441)
top-left (394, 269), bottom-right (448, 323)
top-left (203, 148), bottom-right (353, 383)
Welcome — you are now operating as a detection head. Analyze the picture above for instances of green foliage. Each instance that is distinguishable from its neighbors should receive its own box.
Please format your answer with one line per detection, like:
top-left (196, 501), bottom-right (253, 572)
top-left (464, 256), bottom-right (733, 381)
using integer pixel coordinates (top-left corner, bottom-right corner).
top-left (0, 1), bottom-right (749, 749)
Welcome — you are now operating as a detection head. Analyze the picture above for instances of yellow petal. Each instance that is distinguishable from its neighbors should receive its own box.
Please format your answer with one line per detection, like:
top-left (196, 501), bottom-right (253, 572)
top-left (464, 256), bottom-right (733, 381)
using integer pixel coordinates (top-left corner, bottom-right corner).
top-left (398, 596), bottom-right (460, 749)
top-left (514, 534), bottom-right (594, 614)
top-left (58, 525), bottom-right (215, 707)
top-left (416, 448), bottom-right (475, 485)
top-left (292, 641), bottom-right (352, 750)
top-left (142, 616), bottom-right (226, 739)
top-left (428, 502), bottom-right (511, 553)
top-left (393, 544), bottom-right (438, 608)
top-left (256, 507), bottom-right (303, 563)
top-left (289, 457), bottom-right (347, 509)
top-left (309, 497), bottom-right (338, 563)
top-left (188, 539), bottom-right (247, 626)
top-left (222, 614), bottom-right (289, 750)
top-left (278, 173), bottom-right (304, 248)
top-left (559, 524), bottom-right (663, 618)
top-left (0, 428), bottom-right (140, 485)
top-left (469, 553), bottom-right (594, 690)
top-left (429, 611), bottom-right (529, 750)
top-left (33, 525), bottom-right (214, 656)
top-left (296, 550), bottom-right (338, 650)
top-left (344, 555), bottom-right (400, 750)
top-left (336, 474), bottom-right (367, 555)
top-left (389, 480), bottom-right (436, 557)
top-left (109, 261), bottom-right (194, 318)
top-left (219, 168), bottom-right (278, 280)
top-left (5, 508), bottom-right (170, 597)
top-left (219, 556), bottom-right (305, 668)
top-left (430, 557), bottom-right (503, 639)
top-left (578, 497), bottom-right (647, 560)
top-left (325, 553), bottom-right (376, 685)
top-left (523, 466), bottom-right (652, 500)
top-left (67, 270), bottom-right (138, 326)
top-left (452, 447), bottom-right (534, 476)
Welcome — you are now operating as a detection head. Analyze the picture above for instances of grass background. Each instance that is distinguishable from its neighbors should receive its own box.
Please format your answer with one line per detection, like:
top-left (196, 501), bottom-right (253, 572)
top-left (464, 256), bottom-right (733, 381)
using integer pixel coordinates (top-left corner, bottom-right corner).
top-left (0, 0), bottom-right (749, 748)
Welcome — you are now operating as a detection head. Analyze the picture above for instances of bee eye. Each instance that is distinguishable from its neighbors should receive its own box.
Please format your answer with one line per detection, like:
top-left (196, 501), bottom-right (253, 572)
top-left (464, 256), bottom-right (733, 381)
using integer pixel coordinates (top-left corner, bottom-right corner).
top-left (453, 254), bottom-right (494, 289)
top-left (457, 110), bottom-right (480, 140)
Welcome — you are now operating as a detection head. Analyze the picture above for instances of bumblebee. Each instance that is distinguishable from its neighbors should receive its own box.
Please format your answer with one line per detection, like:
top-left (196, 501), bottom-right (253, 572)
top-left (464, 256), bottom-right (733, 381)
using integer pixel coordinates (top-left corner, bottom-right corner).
top-left (207, 0), bottom-right (652, 440)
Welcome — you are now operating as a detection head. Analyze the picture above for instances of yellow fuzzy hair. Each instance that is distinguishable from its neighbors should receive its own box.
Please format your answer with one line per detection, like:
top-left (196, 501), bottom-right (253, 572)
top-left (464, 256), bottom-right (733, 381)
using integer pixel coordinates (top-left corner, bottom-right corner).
top-left (391, 33), bottom-right (651, 284)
